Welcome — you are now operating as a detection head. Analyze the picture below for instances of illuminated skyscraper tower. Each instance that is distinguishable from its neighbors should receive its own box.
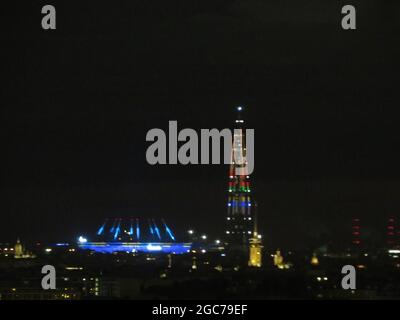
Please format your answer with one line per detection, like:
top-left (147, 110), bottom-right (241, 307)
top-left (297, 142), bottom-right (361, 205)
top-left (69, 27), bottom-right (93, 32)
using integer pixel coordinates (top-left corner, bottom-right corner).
top-left (226, 106), bottom-right (255, 248)
top-left (351, 218), bottom-right (361, 247)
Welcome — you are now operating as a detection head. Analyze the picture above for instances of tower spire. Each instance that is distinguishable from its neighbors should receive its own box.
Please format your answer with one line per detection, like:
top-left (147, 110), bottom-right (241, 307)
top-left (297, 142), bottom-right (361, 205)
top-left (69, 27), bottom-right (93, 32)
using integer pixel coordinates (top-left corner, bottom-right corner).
top-left (226, 105), bottom-right (255, 248)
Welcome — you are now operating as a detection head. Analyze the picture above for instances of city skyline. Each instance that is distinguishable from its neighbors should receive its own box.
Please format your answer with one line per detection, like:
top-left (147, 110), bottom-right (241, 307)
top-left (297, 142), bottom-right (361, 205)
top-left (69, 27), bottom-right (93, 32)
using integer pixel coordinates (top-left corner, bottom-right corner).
top-left (2, 2), bottom-right (400, 248)
top-left (1, 0), bottom-right (400, 303)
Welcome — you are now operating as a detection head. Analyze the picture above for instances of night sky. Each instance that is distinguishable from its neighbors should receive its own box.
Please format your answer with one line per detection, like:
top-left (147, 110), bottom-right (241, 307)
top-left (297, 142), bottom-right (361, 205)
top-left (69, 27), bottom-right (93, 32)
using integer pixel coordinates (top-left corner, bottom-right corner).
top-left (1, 0), bottom-right (400, 249)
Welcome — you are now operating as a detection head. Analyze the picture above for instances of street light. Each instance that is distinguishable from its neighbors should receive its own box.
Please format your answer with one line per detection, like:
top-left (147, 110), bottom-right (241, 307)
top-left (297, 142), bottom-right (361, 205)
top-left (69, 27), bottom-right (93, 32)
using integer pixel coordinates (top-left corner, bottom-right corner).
top-left (78, 236), bottom-right (87, 244)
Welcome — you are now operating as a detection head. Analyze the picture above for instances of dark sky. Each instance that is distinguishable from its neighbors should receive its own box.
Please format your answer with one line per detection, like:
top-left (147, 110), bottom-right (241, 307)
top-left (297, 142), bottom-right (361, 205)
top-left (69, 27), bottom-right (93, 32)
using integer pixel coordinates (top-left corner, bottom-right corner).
top-left (1, 0), bottom-right (400, 249)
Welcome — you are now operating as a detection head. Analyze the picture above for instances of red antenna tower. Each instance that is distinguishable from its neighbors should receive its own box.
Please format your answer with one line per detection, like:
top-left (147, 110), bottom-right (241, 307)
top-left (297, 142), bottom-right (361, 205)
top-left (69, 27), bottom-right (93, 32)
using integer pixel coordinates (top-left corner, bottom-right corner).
top-left (386, 216), bottom-right (397, 248)
top-left (352, 218), bottom-right (361, 246)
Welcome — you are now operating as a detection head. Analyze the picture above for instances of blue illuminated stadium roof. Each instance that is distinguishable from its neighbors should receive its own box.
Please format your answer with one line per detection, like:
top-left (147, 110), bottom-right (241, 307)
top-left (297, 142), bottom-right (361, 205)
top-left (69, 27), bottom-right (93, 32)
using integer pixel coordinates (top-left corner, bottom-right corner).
top-left (77, 218), bottom-right (191, 254)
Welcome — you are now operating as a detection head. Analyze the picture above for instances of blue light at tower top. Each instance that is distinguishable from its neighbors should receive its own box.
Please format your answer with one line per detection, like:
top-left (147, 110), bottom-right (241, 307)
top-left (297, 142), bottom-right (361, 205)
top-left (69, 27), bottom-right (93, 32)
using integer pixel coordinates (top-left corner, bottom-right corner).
top-left (237, 106), bottom-right (243, 111)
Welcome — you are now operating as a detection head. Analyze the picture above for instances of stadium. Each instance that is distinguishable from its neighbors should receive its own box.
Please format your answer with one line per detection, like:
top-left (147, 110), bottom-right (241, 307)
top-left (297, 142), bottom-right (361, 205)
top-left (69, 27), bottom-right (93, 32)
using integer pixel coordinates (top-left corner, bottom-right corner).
top-left (77, 218), bottom-right (192, 254)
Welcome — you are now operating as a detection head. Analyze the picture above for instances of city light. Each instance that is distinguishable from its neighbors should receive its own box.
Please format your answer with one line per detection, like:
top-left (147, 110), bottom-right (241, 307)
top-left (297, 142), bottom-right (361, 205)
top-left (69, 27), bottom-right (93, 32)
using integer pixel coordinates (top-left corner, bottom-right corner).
top-left (78, 236), bottom-right (88, 244)
top-left (146, 244), bottom-right (162, 251)
top-left (188, 230), bottom-right (194, 235)
top-left (201, 235), bottom-right (207, 240)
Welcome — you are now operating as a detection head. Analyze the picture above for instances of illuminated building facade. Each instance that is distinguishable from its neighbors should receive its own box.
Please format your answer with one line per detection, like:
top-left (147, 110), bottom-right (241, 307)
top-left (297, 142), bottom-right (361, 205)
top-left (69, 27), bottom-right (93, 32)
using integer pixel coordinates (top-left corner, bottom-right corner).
top-left (14, 238), bottom-right (23, 258)
top-left (248, 203), bottom-right (262, 267)
top-left (13, 238), bottom-right (35, 259)
top-left (273, 249), bottom-right (284, 268)
top-left (311, 253), bottom-right (319, 266)
top-left (226, 106), bottom-right (255, 248)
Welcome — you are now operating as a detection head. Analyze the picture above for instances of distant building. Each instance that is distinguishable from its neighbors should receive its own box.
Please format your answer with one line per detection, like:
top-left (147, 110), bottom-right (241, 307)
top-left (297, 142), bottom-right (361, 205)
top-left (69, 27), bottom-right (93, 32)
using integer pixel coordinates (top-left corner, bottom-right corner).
top-left (273, 249), bottom-right (284, 268)
top-left (14, 238), bottom-right (23, 258)
top-left (14, 238), bottom-right (35, 259)
top-left (311, 253), bottom-right (319, 266)
top-left (273, 249), bottom-right (290, 269)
